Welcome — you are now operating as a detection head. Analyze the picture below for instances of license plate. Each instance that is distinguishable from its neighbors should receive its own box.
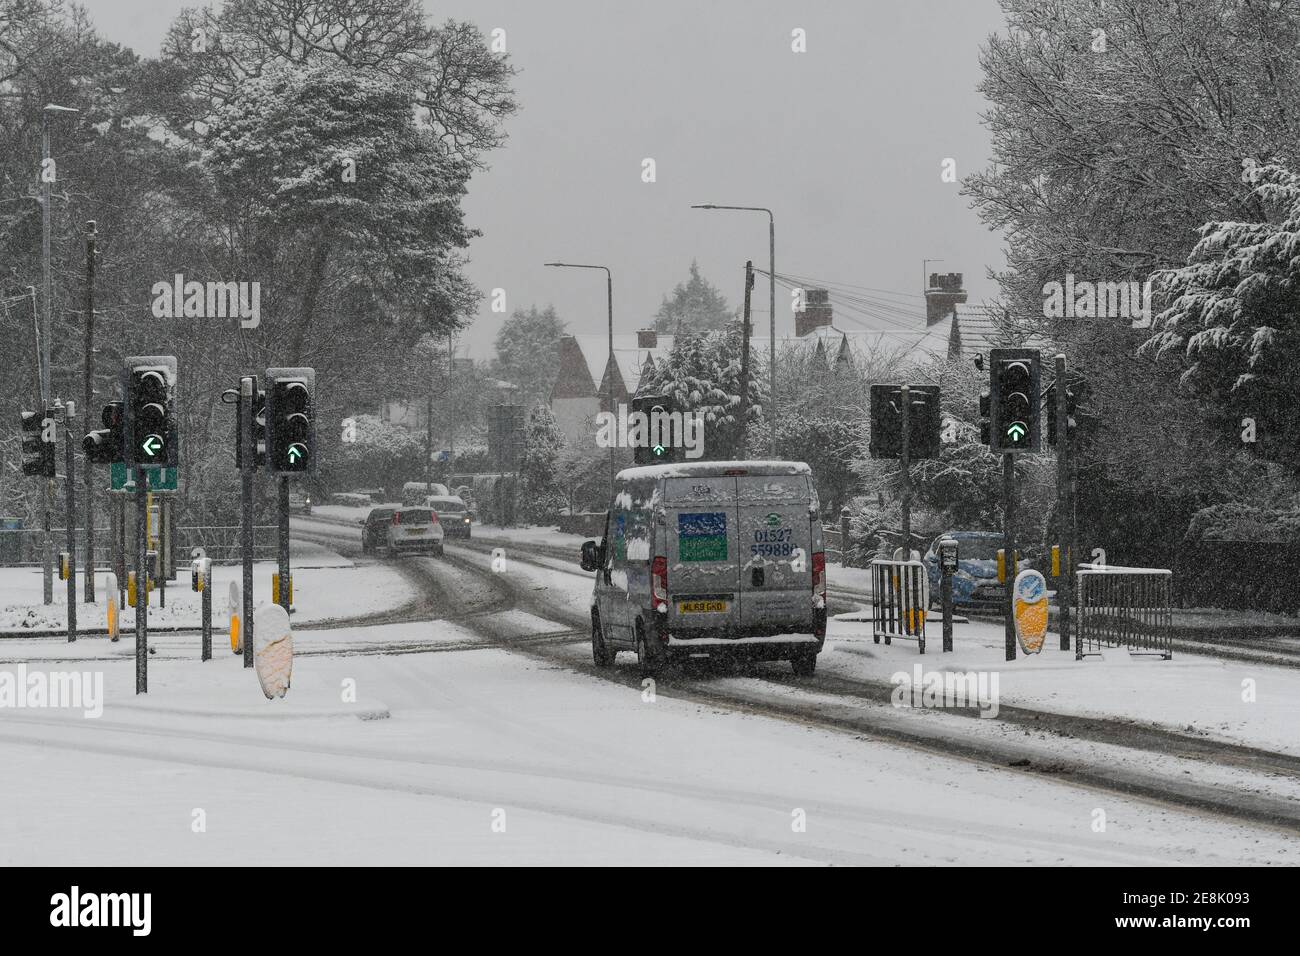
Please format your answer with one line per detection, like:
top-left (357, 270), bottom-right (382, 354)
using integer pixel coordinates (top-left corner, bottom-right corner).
top-left (405, 528), bottom-right (426, 536)
top-left (678, 600), bottom-right (727, 614)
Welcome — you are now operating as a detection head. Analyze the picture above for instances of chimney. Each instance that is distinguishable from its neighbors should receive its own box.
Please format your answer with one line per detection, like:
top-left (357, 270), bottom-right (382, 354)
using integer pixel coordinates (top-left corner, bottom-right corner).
top-left (925, 272), bottom-right (968, 326)
top-left (795, 288), bottom-right (833, 337)
top-left (636, 328), bottom-right (657, 349)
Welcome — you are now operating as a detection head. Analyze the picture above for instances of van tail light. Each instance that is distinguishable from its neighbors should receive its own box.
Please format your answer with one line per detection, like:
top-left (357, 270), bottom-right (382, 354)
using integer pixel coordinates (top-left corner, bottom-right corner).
top-left (812, 551), bottom-right (826, 598)
top-left (651, 556), bottom-right (669, 611)
top-left (430, 512), bottom-right (439, 524)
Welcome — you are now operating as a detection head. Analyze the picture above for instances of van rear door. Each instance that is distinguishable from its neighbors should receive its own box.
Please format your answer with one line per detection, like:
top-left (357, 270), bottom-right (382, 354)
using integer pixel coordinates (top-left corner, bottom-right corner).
top-left (663, 476), bottom-right (740, 631)
top-left (736, 474), bottom-right (814, 632)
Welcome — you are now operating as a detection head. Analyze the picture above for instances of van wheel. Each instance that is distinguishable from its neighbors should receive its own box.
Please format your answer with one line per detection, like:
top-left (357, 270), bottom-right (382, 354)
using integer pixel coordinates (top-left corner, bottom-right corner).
top-left (791, 651), bottom-right (817, 677)
top-left (592, 614), bottom-right (615, 668)
top-left (636, 622), bottom-right (662, 677)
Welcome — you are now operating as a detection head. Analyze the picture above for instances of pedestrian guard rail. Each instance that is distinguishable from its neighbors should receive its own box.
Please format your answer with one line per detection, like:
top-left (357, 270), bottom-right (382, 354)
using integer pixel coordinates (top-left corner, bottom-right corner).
top-left (871, 557), bottom-right (928, 654)
top-left (1075, 563), bottom-right (1173, 660)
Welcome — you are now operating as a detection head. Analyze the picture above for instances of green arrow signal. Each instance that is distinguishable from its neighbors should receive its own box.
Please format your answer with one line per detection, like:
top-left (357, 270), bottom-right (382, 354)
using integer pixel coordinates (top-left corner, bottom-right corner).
top-left (1006, 423), bottom-right (1026, 442)
top-left (141, 435), bottom-right (162, 456)
top-left (288, 443), bottom-right (306, 464)
top-left (653, 444), bottom-right (666, 456)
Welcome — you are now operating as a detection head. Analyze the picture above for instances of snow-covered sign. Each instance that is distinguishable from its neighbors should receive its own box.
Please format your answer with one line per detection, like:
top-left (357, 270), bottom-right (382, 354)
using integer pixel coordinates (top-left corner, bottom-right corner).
top-left (254, 604), bottom-right (294, 700)
top-left (1013, 570), bottom-right (1048, 655)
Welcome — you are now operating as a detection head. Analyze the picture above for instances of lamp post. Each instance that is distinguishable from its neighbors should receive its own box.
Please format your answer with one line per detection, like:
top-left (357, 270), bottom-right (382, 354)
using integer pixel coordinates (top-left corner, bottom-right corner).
top-left (544, 262), bottom-right (615, 499)
top-left (691, 203), bottom-right (776, 456)
top-left (40, 103), bottom-right (79, 606)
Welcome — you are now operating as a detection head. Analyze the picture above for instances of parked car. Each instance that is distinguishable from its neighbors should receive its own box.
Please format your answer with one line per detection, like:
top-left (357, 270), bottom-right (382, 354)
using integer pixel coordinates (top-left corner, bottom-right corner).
top-left (921, 530), bottom-right (1033, 608)
top-left (360, 506), bottom-right (396, 554)
top-left (331, 492), bottom-right (373, 507)
top-left (401, 481), bottom-right (449, 506)
top-left (288, 490), bottom-right (312, 515)
top-left (425, 495), bottom-right (473, 538)
top-left (385, 506), bottom-right (445, 556)
top-left (579, 460), bottom-right (826, 677)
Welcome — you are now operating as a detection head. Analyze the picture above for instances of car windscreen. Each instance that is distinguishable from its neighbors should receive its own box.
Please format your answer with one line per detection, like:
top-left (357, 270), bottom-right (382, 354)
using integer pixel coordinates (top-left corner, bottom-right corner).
top-left (368, 509), bottom-right (394, 523)
top-left (396, 509), bottom-right (432, 524)
top-left (949, 538), bottom-right (1003, 561)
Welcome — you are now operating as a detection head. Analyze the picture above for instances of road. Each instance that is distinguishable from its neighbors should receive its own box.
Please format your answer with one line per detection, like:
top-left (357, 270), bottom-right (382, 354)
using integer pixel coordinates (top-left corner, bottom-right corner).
top-left (0, 516), bottom-right (1296, 865)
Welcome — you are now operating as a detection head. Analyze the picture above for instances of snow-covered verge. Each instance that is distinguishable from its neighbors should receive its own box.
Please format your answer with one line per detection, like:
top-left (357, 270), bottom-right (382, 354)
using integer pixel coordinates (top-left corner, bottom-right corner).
top-left (1, 638), bottom-right (1295, 865)
top-left (0, 540), bottom-right (413, 633)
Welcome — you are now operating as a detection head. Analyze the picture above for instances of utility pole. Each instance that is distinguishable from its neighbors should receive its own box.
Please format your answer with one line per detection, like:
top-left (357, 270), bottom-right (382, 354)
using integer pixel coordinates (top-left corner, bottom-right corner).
top-left (83, 221), bottom-right (97, 603)
top-left (447, 333), bottom-right (455, 471)
top-left (738, 260), bottom-right (754, 451)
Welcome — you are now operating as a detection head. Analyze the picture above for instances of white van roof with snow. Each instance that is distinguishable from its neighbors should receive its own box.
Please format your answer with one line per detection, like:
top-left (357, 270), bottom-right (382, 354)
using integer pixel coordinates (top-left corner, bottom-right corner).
top-left (615, 460), bottom-right (812, 482)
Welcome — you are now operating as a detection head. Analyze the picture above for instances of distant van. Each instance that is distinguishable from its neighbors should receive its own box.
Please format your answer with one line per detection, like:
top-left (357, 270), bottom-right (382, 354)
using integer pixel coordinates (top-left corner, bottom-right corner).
top-left (579, 460), bottom-right (826, 676)
top-left (401, 481), bottom-right (449, 505)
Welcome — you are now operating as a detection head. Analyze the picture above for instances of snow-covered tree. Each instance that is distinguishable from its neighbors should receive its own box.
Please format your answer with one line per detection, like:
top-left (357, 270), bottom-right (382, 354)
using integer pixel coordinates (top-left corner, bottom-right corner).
top-left (640, 317), bottom-right (765, 460)
top-left (518, 404), bottom-right (566, 523)
top-left (1145, 161), bottom-right (1300, 466)
top-left (652, 261), bottom-right (735, 334)
top-left (333, 414), bottom-right (426, 493)
top-left (493, 305), bottom-right (567, 408)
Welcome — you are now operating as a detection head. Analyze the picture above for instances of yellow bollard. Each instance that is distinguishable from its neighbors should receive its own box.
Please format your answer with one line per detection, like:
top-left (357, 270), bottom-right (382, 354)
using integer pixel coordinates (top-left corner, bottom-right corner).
top-left (272, 573), bottom-right (293, 606)
top-left (230, 614), bottom-right (241, 654)
top-left (1051, 544), bottom-right (1061, 577)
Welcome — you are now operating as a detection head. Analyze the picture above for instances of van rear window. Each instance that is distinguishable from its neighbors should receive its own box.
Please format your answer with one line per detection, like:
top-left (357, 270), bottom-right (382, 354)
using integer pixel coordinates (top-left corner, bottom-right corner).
top-left (678, 512), bottom-right (728, 561)
top-left (397, 509), bottom-right (432, 524)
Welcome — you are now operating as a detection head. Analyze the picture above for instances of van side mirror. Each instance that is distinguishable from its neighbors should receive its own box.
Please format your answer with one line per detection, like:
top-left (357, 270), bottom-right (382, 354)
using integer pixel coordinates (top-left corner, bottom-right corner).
top-left (580, 540), bottom-right (602, 572)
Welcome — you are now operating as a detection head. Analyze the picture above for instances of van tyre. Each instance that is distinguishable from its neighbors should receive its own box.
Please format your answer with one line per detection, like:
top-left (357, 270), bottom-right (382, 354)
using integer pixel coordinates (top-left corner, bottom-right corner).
top-left (592, 614), bottom-right (615, 668)
top-left (635, 621), bottom-right (662, 677)
top-left (791, 650), bottom-right (817, 677)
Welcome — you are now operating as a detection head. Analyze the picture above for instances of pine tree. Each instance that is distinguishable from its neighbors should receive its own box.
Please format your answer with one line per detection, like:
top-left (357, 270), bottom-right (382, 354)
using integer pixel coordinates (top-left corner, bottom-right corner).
top-left (518, 403), bottom-right (566, 523)
top-left (653, 261), bottom-right (735, 334)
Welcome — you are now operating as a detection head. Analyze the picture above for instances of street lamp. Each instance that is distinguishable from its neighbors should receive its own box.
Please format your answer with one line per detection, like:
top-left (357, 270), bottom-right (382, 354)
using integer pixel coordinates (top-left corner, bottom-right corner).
top-left (691, 203), bottom-right (776, 457)
top-left (544, 262), bottom-right (615, 499)
top-left (39, 103), bottom-right (79, 607)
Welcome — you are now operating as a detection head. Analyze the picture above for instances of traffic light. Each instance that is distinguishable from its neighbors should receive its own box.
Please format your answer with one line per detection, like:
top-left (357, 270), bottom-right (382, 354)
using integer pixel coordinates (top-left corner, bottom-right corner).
top-left (1046, 379), bottom-right (1079, 446)
top-left (978, 388), bottom-right (991, 445)
top-left (632, 393), bottom-right (679, 465)
top-left (83, 401), bottom-right (124, 465)
top-left (990, 348), bottom-right (1041, 453)
top-left (266, 367), bottom-right (315, 476)
top-left (235, 383), bottom-right (267, 470)
top-left (20, 410), bottom-right (56, 477)
top-left (124, 356), bottom-right (177, 467)
top-left (869, 384), bottom-right (941, 459)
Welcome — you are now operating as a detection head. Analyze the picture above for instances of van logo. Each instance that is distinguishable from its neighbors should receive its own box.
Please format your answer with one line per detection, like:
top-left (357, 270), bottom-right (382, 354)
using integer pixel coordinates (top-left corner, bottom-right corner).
top-left (764, 512), bottom-right (782, 527)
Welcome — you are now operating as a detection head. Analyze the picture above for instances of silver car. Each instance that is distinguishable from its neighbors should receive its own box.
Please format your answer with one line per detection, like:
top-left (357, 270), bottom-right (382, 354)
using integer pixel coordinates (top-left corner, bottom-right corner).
top-left (580, 461), bottom-right (827, 676)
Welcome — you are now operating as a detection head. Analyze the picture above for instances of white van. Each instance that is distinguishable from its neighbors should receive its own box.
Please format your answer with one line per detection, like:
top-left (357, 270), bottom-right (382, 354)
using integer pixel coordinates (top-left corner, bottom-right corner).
top-left (579, 460), bottom-right (827, 676)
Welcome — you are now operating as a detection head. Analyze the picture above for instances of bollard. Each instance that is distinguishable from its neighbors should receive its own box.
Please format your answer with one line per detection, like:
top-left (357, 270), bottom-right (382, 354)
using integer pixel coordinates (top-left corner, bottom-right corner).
top-left (938, 537), bottom-right (958, 652)
top-left (193, 557), bottom-right (212, 661)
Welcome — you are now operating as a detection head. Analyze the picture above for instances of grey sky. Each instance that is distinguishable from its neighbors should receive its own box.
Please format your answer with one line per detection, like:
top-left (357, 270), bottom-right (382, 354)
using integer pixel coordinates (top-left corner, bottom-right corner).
top-left (82, 0), bottom-right (1008, 360)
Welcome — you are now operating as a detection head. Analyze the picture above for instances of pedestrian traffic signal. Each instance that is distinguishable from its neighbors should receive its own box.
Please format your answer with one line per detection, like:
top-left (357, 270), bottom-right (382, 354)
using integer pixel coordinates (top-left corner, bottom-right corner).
top-left (20, 410), bottom-right (56, 477)
top-left (83, 401), bottom-right (124, 465)
top-left (869, 384), bottom-right (941, 459)
top-left (978, 388), bottom-right (991, 445)
top-left (235, 382), bottom-right (267, 470)
top-left (124, 356), bottom-right (177, 467)
top-left (266, 367), bottom-right (315, 476)
top-left (990, 349), bottom-right (1041, 453)
top-left (632, 393), bottom-right (679, 465)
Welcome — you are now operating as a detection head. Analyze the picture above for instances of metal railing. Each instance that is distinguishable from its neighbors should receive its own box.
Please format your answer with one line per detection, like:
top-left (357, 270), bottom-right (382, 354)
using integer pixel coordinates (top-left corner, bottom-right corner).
top-left (0, 525), bottom-right (279, 566)
top-left (1075, 564), bottom-right (1173, 660)
top-left (870, 558), bottom-right (928, 654)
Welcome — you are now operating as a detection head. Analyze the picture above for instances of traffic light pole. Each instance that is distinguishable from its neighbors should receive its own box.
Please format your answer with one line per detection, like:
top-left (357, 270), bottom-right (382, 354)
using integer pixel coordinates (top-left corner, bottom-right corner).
top-left (240, 377), bottom-right (255, 669)
top-left (83, 221), bottom-right (97, 604)
top-left (43, 479), bottom-right (52, 605)
top-left (1003, 453), bottom-right (1016, 661)
top-left (64, 407), bottom-right (76, 642)
top-left (899, 384), bottom-right (911, 557)
top-left (135, 466), bottom-right (147, 693)
top-left (278, 477), bottom-right (290, 613)
top-left (1055, 353), bottom-right (1071, 650)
